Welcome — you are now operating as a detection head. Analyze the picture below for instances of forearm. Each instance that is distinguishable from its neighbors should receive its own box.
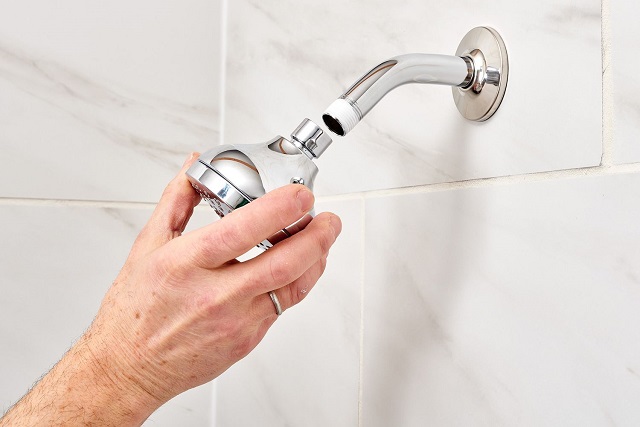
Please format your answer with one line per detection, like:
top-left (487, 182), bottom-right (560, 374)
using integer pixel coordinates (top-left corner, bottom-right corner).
top-left (0, 332), bottom-right (159, 427)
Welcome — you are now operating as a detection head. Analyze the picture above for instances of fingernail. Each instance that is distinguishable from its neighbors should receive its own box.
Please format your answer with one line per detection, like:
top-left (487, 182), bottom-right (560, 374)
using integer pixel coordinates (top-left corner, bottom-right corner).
top-left (296, 187), bottom-right (315, 212)
top-left (328, 215), bottom-right (342, 238)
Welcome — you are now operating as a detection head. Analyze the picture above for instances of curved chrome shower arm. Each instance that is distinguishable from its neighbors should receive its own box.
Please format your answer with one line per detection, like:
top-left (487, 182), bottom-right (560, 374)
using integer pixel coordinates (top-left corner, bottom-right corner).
top-left (323, 27), bottom-right (509, 136)
top-left (341, 54), bottom-right (472, 120)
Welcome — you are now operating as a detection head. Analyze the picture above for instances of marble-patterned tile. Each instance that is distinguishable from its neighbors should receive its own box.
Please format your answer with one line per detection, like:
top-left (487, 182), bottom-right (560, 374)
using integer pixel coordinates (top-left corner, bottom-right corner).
top-left (363, 173), bottom-right (640, 426)
top-left (216, 198), bottom-right (362, 427)
top-left (0, 0), bottom-right (221, 203)
top-left (225, 0), bottom-right (602, 196)
top-left (0, 204), bottom-right (217, 425)
top-left (144, 384), bottom-right (213, 427)
top-left (612, 1), bottom-right (640, 163)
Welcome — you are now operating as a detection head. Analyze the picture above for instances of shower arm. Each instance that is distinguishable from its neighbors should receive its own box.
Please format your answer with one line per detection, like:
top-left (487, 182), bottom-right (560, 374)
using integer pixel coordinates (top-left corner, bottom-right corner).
top-left (323, 26), bottom-right (509, 136)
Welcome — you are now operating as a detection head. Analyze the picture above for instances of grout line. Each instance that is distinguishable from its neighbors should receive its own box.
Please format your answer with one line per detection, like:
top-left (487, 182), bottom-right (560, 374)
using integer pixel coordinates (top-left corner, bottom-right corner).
top-left (218, 0), bottom-right (229, 147)
top-left (316, 162), bottom-right (640, 203)
top-left (601, 0), bottom-right (614, 166)
top-left (210, 380), bottom-right (218, 427)
top-left (4, 163), bottom-right (640, 208)
top-left (211, 1), bottom-right (227, 422)
top-left (0, 198), bottom-right (216, 214)
top-left (0, 197), bottom-right (158, 209)
top-left (358, 194), bottom-right (366, 427)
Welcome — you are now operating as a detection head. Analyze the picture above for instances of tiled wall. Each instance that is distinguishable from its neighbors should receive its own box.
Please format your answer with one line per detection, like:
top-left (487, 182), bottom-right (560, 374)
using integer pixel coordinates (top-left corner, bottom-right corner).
top-left (224, 0), bottom-right (602, 195)
top-left (0, 205), bottom-right (215, 425)
top-left (0, 0), bottom-right (220, 202)
top-left (2, 1), bottom-right (640, 427)
top-left (218, 0), bottom-right (640, 426)
top-left (0, 1), bottom-right (222, 425)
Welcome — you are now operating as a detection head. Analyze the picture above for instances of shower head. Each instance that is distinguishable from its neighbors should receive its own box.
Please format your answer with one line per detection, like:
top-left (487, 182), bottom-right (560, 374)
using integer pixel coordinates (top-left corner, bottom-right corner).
top-left (185, 118), bottom-right (330, 249)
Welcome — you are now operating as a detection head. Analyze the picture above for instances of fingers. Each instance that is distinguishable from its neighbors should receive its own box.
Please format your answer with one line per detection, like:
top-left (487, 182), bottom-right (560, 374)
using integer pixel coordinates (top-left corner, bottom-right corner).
top-left (150, 153), bottom-right (202, 237)
top-left (259, 255), bottom-right (328, 317)
top-left (176, 184), bottom-right (316, 269)
top-left (237, 212), bottom-right (341, 297)
top-left (128, 153), bottom-right (201, 261)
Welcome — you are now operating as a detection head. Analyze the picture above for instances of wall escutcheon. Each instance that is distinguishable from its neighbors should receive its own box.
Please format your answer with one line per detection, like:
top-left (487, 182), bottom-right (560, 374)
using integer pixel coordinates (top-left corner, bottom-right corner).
top-left (453, 26), bottom-right (509, 122)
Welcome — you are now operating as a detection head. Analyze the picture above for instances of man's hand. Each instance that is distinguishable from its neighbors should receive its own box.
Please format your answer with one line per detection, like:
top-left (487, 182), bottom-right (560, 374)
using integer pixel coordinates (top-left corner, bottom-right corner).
top-left (0, 153), bottom-right (341, 426)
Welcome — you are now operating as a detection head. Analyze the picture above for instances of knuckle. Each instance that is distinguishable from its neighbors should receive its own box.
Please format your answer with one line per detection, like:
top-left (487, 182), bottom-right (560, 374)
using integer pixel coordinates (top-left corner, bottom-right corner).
top-left (161, 178), bottom-right (180, 200)
top-left (292, 260), bottom-right (326, 305)
top-left (156, 250), bottom-right (193, 283)
top-left (216, 221), bottom-right (245, 256)
top-left (248, 295), bottom-right (269, 320)
top-left (314, 227), bottom-right (334, 254)
top-left (271, 189), bottom-right (308, 225)
top-left (287, 282), bottom-right (302, 307)
top-left (230, 334), bottom-right (256, 359)
top-left (146, 251), bottom-right (176, 282)
top-left (274, 201), bottom-right (294, 224)
top-left (191, 289), bottom-right (233, 323)
top-left (192, 292), bottom-right (218, 315)
top-left (216, 222), bottom-right (236, 248)
top-left (268, 255), bottom-right (292, 287)
top-left (214, 315), bottom-right (259, 360)
top-left (194, 222), bottom-right (242, 266)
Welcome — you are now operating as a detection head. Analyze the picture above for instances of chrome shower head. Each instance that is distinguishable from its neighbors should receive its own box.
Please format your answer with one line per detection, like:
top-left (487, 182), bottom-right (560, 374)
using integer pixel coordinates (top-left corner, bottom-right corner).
top-left (185, 118), bottom-right (331, 249)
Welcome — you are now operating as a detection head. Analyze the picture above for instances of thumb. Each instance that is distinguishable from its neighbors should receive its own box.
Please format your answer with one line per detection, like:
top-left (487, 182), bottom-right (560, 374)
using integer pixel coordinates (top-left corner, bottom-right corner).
top-left (128, 153), bottom-right (202, 263)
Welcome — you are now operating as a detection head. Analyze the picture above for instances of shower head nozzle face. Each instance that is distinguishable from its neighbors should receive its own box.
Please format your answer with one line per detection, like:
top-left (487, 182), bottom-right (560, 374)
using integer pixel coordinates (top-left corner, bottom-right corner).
top-left (187, 159), bottom-right (277, 251)
top-left (185, 159), bottom-right (253, 218)
top-left (186, 158), bottom-right (315, 252)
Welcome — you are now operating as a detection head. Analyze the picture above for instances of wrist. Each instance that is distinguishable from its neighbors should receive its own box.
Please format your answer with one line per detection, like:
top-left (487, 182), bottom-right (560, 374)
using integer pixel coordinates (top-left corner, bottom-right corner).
top-left (76, 327), bottom-right (165, 425)
top-left (0, 329), bottom-right (161, 427)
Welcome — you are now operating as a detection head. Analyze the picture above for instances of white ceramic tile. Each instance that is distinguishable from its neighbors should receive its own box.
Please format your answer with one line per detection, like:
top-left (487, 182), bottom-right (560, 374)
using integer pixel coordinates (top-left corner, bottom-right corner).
top-left (612, 1), bottom-right (640, 163)
top-left (0, 1), bottom-right (221, 203)
top-left (225, 0), bottom-right (602, 196)
top-left (144, 384), bottom-right (213, 427)
top-left (0, 204), bottom-right (216, 425)
top-left (362, 173), bottom-right (640, 426)
top-left (216, 199), bottom-right (362, 427)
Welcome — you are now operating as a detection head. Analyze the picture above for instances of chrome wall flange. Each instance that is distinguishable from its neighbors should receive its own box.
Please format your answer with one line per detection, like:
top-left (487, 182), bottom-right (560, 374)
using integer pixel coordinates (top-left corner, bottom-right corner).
top-left (453, 26), bottom-right (509, 121)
